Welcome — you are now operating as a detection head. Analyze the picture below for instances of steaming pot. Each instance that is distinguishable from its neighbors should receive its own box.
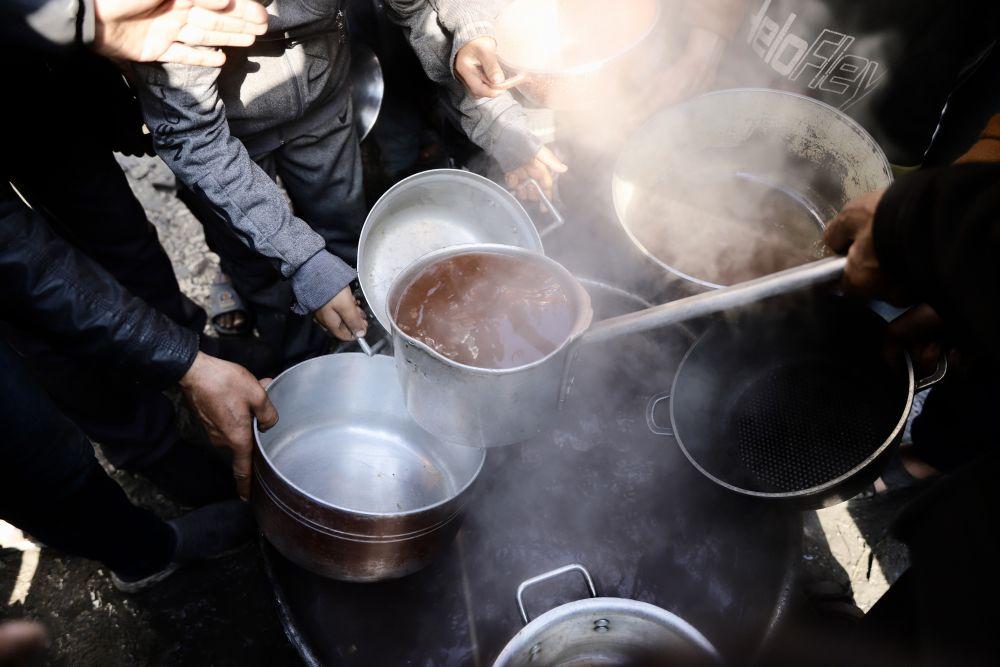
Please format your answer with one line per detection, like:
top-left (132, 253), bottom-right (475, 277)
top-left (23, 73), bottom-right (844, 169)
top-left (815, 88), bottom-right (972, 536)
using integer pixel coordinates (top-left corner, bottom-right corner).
top-left (493, 564), bottom-right (722, 667)
top-left (494, 0), bottom-right (664, 110)
top-left (387, 244), bottom-right (594, 447)
top-left (252, 354), bottom-right (485, 581)
top-left (612, 88), bottom-right (893, 290)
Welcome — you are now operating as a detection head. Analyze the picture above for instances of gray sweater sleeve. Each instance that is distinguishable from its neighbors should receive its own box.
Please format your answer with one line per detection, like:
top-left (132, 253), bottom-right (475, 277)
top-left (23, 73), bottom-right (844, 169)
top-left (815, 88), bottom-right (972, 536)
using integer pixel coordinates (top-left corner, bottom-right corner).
top-left (2, 0), bottom-right (96, 49)
top-left (427, 0), bottom-right (500, 67)
top-left (131, 62), bottom-right (356, 314)
top-left (386, 0), bottom-right (541, 172)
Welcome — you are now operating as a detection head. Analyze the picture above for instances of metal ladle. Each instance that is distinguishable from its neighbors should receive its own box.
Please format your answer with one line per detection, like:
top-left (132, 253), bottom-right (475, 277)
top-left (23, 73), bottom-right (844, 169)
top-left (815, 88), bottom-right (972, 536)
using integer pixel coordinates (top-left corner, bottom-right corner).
top-left (582, 255), bottom-right (848, 343)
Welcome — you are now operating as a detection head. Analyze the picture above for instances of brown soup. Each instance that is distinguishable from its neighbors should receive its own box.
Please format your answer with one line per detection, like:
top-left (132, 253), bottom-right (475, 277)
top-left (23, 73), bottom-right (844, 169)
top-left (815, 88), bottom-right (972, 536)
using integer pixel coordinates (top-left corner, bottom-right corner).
top-left (628, 174), bottom-right (827, 286)
top-left (392, 253), bottom-right (577, 369)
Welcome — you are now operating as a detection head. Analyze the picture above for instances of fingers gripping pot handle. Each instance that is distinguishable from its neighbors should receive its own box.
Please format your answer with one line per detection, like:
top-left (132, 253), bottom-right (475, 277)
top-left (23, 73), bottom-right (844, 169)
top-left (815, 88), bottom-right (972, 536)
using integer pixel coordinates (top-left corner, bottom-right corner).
top-left (516, 563), bottom-right (598, 625)
top-left (646, 392), bottom-right (674, 437)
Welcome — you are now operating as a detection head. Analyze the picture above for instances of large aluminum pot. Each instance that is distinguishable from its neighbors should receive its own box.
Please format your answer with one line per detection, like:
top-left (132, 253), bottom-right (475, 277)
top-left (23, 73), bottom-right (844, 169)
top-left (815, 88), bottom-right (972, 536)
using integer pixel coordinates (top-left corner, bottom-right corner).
top-left (493, 564), bottom-right (722, 667)
top-left (359, 169), bottom-right (544, 332)
top-left (387, 244), bottom-right (593, 448)
top-left (252, 353), bottom-right (486, 581)
top-left (612, 88), bottom-right (893, 290)
top-left (495, 0), bottom-right (663, 110)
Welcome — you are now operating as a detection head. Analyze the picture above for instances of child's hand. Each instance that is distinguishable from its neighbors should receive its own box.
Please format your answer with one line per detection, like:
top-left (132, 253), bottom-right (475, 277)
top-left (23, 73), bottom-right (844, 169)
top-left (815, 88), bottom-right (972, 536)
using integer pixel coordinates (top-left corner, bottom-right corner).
top-left (455, 36), bottom-right (524, 98)
top-left (505, 146), bottom-right (568, 211)
top-left (314, 287), bottom-right (368, 342)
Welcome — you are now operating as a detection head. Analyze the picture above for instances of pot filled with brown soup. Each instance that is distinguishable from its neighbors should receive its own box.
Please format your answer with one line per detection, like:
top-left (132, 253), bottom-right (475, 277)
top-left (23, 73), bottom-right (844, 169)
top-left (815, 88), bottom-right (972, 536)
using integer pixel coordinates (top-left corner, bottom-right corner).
top-left (387, 244), bottom-right (594, 448)
top-left (612, 89), bottom-right (893, 291)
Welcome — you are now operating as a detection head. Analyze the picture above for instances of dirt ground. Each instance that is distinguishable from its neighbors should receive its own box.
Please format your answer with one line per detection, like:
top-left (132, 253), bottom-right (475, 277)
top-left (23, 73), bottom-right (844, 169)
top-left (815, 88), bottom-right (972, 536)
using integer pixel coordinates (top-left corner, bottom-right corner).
top-left (0, 154), bottom-right (916, 665)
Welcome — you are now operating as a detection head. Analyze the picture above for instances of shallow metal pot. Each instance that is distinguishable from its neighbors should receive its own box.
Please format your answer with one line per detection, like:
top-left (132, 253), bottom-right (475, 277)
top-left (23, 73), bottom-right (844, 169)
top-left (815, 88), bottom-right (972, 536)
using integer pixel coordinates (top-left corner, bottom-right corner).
top-left (252, 353), bottom-right (486, 581)
top-left (613, 88), bottom-right (893, 290)
top-left (387, 244), bottom-right (594, 448)
top-left (648, 297), bottom-right (946, 508)
top-left (359, 169), bottom-right (544, 332)
top-left (495, 0), bottom-right (663, 110)
top-left (493, 565), bottom-right (722, 667)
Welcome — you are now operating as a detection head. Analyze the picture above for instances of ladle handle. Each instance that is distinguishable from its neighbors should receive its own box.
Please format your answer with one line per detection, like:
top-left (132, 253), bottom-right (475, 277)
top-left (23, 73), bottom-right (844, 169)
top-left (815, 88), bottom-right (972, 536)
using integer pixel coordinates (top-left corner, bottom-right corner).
top-left (583, 256), bottom-right (848, 345)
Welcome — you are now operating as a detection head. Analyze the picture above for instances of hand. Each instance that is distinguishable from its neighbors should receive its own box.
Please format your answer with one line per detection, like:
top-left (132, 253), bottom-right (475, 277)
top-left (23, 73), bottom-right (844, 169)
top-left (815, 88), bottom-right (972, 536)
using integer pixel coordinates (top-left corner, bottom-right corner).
top-left (504, 146), bottom-right (568, 211)
top-left (455, 36), bottom-right (525, 98)
top-left (0, 621), bottom-right (48, 664)
top-left (179, 351), bottom-right (278, 499)
top-left (823, 188), bottom-right (909, 304)
top-left (886, 304), bottom-right (947, 377)
top-left (93, 0), bottom-right (269, 67)
top-left (314, 286), bottom-right (368, 342)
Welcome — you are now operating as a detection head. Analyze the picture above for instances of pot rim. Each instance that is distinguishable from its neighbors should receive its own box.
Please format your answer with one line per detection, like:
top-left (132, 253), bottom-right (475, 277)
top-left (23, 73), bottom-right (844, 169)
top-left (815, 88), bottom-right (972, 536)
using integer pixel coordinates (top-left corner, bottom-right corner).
top-left (667, 310), bottom-right (915, 501)
top-left (358, 168), bottom-right (543, 332)
top-left (611, 87), bottom-right (895, 290)
top-left (495, 0), bottom-right (662, 76)
top-left (386, 244), bottom-right (595, 376)
top-left (494, 597), bottom-right (723, 665)
top-left (252, 353), bottom-right (487, 518)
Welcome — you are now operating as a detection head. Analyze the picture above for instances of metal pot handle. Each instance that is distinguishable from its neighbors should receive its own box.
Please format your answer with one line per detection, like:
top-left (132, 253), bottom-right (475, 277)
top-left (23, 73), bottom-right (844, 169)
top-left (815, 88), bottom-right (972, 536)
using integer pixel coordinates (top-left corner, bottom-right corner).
top-left (516, 563), bottom-right (598, 625)
top-left (523, 178), bottom-right (566, 238)
top-left (645, 392), bottom-right (674, 437)
top-left (915, 355), bottom-right (948, 392)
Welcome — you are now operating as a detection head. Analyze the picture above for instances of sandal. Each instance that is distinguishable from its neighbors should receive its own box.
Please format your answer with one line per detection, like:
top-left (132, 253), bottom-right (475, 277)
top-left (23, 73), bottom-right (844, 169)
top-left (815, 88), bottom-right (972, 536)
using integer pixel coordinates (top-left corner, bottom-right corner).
top-left (209, 272), bottom-right (252, 336)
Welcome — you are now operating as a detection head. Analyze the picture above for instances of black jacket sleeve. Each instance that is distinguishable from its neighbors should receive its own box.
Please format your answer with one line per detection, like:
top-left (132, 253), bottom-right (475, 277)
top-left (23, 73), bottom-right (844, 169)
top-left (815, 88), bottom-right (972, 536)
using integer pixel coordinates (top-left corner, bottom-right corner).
top-left (0, 182), bottom-right (198, 388)
top-left (873, 163), bottom-right (1000, 364)
top-left (1, 0), bottom-right (96, 51)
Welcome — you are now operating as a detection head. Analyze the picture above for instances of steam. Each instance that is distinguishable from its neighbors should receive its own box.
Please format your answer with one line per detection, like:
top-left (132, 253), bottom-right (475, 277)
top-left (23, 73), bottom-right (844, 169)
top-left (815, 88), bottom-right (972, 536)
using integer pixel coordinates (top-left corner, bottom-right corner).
top-left (488, 0), bottom-right (896, 292)
top-left (416, 0), bottom-right (901, 655)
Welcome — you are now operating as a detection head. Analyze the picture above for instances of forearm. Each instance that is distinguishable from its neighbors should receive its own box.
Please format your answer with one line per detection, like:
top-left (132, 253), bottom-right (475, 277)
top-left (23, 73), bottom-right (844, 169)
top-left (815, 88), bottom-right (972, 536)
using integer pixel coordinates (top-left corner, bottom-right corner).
top-left (873, 163), bottom-right (1000, 361)
top-left (134, 63), bottom-right (355, 312)
top-left (451, 90), bottom-right (541, 171)
top-left (0, 185), bottom-right (198, 388)
top-left (1, 0), bottom-right (97, 50)
top-left (387, 1), bottom-right (540, 170)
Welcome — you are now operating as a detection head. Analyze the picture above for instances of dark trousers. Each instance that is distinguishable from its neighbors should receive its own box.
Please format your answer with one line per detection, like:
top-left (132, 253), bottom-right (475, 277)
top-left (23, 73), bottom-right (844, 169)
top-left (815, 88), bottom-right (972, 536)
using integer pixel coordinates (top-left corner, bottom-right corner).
top-left (856, 452), bottom-right (1000, 666)
top-left (909, 367), bottom-right (997, 472)
top-left (6, 146), bottom-right (206, 470)
top-left (179, 90), bottom-right (366, 369)
top-left (0, 340), bottom-right (173, 577)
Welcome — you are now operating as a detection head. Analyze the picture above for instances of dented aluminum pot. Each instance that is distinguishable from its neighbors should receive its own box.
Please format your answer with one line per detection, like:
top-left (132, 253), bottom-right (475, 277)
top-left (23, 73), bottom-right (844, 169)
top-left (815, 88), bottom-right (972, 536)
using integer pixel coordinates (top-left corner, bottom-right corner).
top-left (252, 353), bottom-right (485, 581)
top-left (495, 0), bottom-right (664, 110)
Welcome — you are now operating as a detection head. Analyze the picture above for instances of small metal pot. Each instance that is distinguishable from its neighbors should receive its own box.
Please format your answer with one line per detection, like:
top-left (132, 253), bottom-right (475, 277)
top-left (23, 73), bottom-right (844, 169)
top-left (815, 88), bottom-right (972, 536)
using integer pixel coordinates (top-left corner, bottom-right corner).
top-left (493, 564), bottom-right (723, 667)
top-left (252, 353), bottom-right (486, 581)
top-left (495, 0), bottom-right (663, 110)
top-left (612, 88), bottom-right (893, 290)
top-left (387, 244), bottom-right (594, 448)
